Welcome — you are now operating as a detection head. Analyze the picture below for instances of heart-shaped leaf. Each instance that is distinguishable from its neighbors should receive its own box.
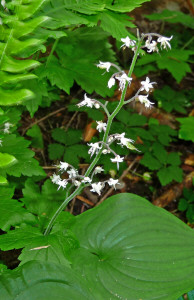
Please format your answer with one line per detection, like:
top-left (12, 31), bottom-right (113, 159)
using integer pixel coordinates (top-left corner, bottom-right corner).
top-left (70, 193), bottom-right (194, 300)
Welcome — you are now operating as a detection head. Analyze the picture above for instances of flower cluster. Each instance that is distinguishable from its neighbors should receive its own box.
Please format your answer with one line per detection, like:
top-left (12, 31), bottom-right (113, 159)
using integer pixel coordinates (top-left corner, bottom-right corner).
top-left (51, 161), bottom-right (119, 196)
top-left (145, 35), bottom-right (173, 53)
top-left (51, 31), bottom-right (173, 199)
top-left (0, 122), bottom-right (13, 136)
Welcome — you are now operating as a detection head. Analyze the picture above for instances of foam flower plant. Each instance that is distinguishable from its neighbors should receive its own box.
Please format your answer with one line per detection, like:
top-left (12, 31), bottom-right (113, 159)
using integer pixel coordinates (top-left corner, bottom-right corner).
top-left (45, 30), bottom-right (173, 235)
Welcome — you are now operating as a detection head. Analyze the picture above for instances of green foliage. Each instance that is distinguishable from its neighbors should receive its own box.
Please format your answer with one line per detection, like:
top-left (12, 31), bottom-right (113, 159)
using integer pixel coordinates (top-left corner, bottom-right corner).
top-left (177, 116), bottom-right (194, 142)
top-left (154, 86), bottom-right (189, 113)
top-left (26, 125), bottom-right (43, 149)
top-left (178, 188), bottom-right (194, 224)
top-left (136, 49), bottom-right (194, 83)
top-left (145, 9), bottom-right (194, 29)
top-left (0, 194), bottom-right (194, 299)
top-left (0, 135), bottom-right (45, 178)
top-left (0, 0), bottom-right (48, 106)
top-left (49, 127), bottom-right (90, 167)
top-left (0, 186), bottom-right (36, 231)
top-left (21, 179), bottom-right (67, 227)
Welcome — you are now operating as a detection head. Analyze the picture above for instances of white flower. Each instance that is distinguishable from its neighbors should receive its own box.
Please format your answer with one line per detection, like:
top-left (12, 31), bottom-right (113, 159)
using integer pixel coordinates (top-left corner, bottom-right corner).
top-left (116, 133), bottom-right (134, 147)
top-left (0, 139), bottom-right (2, 146)
top-left (3, 122), bottom-right (12, 134)
top-left (115, 73), bottom-right (132, 91)
top-left (107, 178), bottom-right (119, 189)
top-left (121, 37), bottom-right (136, 48)
top-left (97, 61), bottom-right (111, 72)
top-left (88, 142), bottom-right (101, 157)
top-left (94, 166), bottom-right (104, 174)
top-left (51, 173), bottom-right (61, 184)
top-left (145, 40), bottom-right (158, 53)
top-left (157, 35), bottom-right (173, 50)
top-left (1, 0), bottom-right (6, 8)
top-left (59, 162), bottom-right (69, 172)
top-left (108, 77), bottom-right (116, 89)
top-left (67, 168), bottom-right (78, 179)
top-left (108, 136), bottom-right (114, 143)
top-left (96, 121), bottom-right (107, 133)
top-left (57, 179), bottom-right (68, 190)
top-left (102, 149), bottom-right (110, 154)
top-left (90, 182), bottom-right (104, 195)
top-left (140, 77), bottom-right (156, 92)
top-left (74, 180), bottom-right (81, 186)
top-left (77, 94), bottom-right (94, 108)
top-left (138, 95), bottom-right (154, 108)
top-left (94, 102), bottom-right (100, 109)
top-left (82, 177), bottom-right (92, 184)
top-left (111, 155), bottom-right (124, 170)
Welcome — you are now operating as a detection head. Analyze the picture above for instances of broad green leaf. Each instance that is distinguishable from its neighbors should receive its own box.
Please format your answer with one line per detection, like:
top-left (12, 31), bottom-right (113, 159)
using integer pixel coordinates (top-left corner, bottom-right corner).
top-left (177, 117), bottom-right (194, 142)
top-left (0, 88), bottom-right (34, 105)
top-left (0, 135), bottom-right (45, 177)
top-left (70, 193), bottom-right (194, 300)
top-left (0, 261), bottom-right (93, 299)
top-left (0, 152), bottom-right (17, 168)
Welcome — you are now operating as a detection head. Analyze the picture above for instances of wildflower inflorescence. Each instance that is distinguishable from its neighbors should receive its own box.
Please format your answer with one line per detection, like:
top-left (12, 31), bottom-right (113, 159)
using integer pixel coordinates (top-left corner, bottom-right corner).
top-left (51, 31), bottom-right (173, 197)
top-left (46, 30), bottom-right (173, 235)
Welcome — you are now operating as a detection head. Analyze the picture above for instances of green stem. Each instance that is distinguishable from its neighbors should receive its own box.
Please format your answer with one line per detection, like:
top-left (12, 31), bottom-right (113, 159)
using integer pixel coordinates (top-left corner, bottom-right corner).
top-left (44, 39), bottom-right (142, 235)
top-left (181, 36), bottom-right (194, 50)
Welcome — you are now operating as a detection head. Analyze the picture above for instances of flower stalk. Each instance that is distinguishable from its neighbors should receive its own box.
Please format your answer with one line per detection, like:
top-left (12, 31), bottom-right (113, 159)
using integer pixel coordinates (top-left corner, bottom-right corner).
top-left (45, 32), bottom-right (172, 235)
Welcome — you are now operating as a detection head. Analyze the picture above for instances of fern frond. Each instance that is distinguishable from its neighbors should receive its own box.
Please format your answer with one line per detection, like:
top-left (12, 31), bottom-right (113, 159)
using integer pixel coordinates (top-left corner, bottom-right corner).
top-left (0, 0), bottom-right (49, 106)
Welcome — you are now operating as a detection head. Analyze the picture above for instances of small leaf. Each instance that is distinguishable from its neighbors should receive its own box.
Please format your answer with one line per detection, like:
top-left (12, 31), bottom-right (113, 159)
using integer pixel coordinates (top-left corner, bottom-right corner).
top-left (0, 88), bottom-right (34, 105)
top-left (140, 152), bottom-right (162, 170)
top-left (177, 117), bottom-right (194, 142)
top-left (0, 152), bottom-right (17, 168)
top-left (178, 198), bottom-right (189, 212)
top-left (48, 143), bottom-right (65, 160)
top-left (26, 124), bottom-right (43, 149)
top-left (0, 176), bottom-right (8, 186)
top-left (1, 55), bottom-right (40, 73)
